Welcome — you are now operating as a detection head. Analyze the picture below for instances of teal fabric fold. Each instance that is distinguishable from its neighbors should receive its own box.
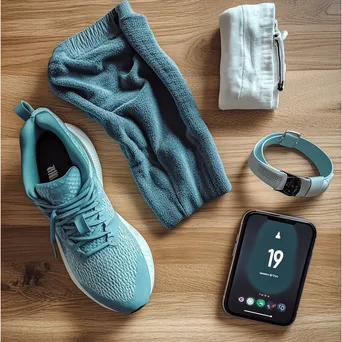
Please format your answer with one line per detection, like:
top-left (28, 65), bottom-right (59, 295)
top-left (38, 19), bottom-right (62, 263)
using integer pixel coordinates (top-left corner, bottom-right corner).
top-left (48, 0), bottom-right (231, 228)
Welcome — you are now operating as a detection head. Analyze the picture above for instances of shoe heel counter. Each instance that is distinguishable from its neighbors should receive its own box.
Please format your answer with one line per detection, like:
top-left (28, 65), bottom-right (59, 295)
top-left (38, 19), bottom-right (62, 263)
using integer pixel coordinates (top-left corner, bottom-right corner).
top-left (18, 119), bottom-right (41, 199)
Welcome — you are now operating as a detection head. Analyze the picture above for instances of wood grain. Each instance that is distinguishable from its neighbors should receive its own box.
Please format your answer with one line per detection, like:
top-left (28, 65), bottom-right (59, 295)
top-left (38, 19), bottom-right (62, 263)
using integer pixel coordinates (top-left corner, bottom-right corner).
top-left (2, 0), bottom-right (341, 341)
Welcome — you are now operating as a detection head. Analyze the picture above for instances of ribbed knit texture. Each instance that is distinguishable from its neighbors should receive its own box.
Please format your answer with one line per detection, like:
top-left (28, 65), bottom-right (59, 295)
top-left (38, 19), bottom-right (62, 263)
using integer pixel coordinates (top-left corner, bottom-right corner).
top-left (48, 0), bottom-right (231, 228)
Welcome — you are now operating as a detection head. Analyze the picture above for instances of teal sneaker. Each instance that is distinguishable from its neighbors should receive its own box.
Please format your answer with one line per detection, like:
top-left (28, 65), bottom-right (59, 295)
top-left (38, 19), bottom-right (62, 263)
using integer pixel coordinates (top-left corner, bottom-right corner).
top-left (15, 101), bottom-right (154, 313)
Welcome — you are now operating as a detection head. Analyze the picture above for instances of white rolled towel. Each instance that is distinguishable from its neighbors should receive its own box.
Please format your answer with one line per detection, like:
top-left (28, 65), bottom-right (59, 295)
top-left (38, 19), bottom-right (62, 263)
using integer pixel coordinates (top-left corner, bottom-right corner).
top-left (219, 3), bottom-right (288, 110)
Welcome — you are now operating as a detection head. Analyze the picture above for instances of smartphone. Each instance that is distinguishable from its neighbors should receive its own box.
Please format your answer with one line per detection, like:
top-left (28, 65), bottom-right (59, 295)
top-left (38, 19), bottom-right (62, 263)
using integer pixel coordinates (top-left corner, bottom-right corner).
top-left (223, 210), bottom-right (316, 326)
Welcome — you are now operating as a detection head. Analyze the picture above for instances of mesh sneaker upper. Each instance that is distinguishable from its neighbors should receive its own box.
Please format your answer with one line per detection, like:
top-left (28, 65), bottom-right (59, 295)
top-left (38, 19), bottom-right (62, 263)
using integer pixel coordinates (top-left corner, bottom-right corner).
top-left (36, 166), bottom-right (82, 205)
top-left (35, 113), bottom-right (143, 304)
top-left (66, 217), bottom-right (140, 302)
top-left (63, 177), bottom-right (141, 303)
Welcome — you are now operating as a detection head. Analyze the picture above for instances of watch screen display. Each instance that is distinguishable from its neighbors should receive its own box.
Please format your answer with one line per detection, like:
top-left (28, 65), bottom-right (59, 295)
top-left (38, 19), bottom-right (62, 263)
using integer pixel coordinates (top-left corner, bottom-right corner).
top-left (224, 211), bottom-right (316, 325)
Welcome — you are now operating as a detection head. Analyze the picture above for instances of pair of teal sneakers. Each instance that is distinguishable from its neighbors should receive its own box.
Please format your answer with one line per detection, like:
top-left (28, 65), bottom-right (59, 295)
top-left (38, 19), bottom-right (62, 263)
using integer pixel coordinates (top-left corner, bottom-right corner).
top-left (15, 101), bottom-right (154, 313)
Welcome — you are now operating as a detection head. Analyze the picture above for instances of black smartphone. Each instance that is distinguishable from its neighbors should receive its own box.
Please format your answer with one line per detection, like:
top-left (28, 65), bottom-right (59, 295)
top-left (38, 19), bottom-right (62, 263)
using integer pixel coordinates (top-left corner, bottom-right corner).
top-left (223, 210), bottom-right (316, 326)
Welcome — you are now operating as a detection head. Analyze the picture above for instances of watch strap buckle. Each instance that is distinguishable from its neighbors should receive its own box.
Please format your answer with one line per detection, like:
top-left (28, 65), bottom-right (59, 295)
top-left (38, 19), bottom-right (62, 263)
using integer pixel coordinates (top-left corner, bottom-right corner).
top-left (279, 130), bottom-right (301, 148)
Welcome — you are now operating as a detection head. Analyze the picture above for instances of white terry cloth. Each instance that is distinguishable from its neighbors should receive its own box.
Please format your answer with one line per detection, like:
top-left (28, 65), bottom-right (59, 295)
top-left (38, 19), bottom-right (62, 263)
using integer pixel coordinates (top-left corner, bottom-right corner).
top-left (219, 3), bottom-right (288, 110)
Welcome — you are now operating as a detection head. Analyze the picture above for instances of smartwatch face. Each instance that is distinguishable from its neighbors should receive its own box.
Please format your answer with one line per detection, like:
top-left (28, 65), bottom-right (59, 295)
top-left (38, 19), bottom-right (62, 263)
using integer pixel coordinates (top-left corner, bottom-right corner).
top-left (223, 211), bottom-right (316, 326)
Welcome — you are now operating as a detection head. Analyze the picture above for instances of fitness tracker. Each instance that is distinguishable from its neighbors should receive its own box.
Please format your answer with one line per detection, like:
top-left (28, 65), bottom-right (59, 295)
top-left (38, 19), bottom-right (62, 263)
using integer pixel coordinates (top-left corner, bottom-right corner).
top-left (248, 131), bottom-right (334, 197)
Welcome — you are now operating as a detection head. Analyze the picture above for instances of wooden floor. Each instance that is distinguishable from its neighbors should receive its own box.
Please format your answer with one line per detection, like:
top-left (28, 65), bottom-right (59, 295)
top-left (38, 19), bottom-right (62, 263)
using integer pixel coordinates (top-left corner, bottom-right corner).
top-left (2, 0), bottom-right (341, 341)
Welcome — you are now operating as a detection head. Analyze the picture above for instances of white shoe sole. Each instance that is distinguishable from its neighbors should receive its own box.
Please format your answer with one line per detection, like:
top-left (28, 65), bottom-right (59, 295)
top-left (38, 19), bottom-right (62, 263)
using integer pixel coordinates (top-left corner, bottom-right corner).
top-left (54, 123), bottom-right (155, 312)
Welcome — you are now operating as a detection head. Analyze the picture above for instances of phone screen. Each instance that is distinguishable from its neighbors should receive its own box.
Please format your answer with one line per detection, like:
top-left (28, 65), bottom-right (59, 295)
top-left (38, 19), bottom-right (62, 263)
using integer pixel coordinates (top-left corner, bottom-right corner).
top-left (223, 211), bottom-right (316, 326)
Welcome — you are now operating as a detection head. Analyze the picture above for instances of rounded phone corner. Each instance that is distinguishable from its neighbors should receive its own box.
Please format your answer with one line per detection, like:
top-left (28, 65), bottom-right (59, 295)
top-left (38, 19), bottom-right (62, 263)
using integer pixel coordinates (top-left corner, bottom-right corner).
top-left (307, 221), bottom-right (317, 240)
top-left (241, 210), bottom-right (259, 223)
top-left (295, 218), bottom-right (317, 242)
top-left (278, 311), bottom-right (298, 326)
top-left (222, 299), bottom-right (237, 318)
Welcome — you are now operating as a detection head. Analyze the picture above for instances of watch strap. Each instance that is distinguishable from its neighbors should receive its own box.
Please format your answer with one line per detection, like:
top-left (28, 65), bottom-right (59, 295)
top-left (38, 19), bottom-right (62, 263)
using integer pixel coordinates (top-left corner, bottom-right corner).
top-left (248, 131), bottom-right (334, 197)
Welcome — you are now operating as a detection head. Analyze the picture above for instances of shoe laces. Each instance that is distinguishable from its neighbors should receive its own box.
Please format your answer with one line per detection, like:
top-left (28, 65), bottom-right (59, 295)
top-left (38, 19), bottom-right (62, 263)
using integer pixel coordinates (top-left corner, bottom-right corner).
top-left (36, 179), bottom-right (110, 258)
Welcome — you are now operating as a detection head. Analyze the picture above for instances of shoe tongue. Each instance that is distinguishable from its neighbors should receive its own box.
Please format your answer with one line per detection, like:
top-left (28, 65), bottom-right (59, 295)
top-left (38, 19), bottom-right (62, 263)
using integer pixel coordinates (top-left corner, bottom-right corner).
top-left (36, 166), bottom-right (82, 205)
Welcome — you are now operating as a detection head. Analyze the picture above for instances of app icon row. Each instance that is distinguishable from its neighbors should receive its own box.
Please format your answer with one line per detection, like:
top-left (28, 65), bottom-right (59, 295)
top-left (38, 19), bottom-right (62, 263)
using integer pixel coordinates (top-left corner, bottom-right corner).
top-left (238, 297), bottom-right (286, 312)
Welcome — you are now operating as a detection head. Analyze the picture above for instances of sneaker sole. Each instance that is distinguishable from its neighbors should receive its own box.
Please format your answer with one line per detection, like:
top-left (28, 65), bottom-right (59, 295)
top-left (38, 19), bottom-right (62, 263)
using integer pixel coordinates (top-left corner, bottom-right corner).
top-left (54, 123), bottom-right (155, 312)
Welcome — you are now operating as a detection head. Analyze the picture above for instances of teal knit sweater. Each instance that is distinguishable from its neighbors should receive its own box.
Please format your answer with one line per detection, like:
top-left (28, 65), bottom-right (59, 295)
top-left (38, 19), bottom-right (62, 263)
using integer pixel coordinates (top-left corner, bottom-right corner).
top-left (48, 1), bottom-right (231, 228)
